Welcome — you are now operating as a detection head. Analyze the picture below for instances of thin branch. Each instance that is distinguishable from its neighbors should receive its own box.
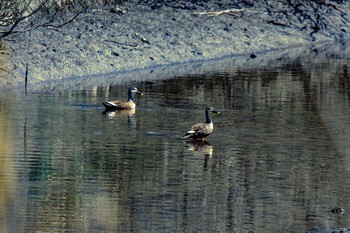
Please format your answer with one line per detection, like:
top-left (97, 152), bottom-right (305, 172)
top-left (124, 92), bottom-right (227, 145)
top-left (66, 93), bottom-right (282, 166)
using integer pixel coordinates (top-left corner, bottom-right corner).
top-left (35, 11), bottom-right (82, 29)
top-left (104, 40), bottom-right (139, 48)
top-left (194, 8), bottom-right (265, 16)
top-left (0, 0), bottom-right (50, 38)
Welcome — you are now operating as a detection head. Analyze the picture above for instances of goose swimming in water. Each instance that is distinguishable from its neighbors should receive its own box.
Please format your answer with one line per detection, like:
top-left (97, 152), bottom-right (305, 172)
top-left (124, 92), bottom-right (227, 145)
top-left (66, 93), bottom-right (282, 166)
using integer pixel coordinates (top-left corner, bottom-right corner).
top-left (182, 107), bottom-right (220, 142)
top-left (102, 87), bottom-right (143, 111)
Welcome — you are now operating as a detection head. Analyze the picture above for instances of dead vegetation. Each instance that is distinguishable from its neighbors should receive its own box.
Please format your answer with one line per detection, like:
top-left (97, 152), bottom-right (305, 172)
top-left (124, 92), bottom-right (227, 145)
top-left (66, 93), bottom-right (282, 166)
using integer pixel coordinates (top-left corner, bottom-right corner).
top-left (194, 8), bottom-right (265, 16)
top-left (0, 0), bottom-right (348, 39)
top-left (0, 0), bottom-right (125, 38)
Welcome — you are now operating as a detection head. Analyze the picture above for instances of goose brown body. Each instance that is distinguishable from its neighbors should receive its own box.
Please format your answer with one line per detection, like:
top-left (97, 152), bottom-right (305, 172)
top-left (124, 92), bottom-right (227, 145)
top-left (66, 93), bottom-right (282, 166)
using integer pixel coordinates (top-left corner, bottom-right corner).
top-left (102, 87), bottom-right (143, 111)
top-left (186, 122), bottom-right (214, 139)
top-left (103, 99), bottom-right (136, 110)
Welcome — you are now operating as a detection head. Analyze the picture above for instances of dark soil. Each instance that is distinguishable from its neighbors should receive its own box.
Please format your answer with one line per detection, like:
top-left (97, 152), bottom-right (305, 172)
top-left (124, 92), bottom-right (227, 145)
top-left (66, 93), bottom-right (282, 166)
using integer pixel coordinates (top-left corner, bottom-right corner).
top-left (1, 0), bottom-right (350, 88)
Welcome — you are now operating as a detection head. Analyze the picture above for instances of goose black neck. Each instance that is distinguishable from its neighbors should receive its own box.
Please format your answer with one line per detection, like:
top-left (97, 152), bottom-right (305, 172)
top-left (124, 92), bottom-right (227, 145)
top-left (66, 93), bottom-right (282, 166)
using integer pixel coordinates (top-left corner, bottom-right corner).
top-left (128, 89), bottom-right (134, 101)
top-left (205, 108), bottom-right (211, 123)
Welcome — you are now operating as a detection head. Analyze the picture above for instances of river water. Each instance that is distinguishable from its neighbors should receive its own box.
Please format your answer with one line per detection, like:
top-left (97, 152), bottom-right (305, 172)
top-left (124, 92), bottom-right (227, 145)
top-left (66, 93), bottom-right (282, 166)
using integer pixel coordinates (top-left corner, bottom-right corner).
top-left (0, 43), bottom-right (350, 232)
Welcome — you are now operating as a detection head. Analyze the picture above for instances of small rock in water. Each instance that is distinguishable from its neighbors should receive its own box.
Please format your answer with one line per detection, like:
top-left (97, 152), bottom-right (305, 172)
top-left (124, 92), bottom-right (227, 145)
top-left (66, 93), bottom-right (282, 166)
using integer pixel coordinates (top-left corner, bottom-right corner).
top-left (141, 37), bottom-right (150, 44)
top-left (331, 207), bottom-right (345, 215)
top-left (250, 53), bottom-right (257, 59)
top-left (110, 7), bottom-right (127, 15)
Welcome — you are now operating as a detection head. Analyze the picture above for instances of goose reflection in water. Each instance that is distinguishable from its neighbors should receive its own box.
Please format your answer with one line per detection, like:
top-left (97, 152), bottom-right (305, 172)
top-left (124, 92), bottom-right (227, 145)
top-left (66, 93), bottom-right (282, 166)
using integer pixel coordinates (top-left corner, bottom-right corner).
top-left (103, 108), bottom-right (136, 128)
top-left (186, 141), bottom-right (213, 170)
top-left (186, 141), bottom-right (213, 157)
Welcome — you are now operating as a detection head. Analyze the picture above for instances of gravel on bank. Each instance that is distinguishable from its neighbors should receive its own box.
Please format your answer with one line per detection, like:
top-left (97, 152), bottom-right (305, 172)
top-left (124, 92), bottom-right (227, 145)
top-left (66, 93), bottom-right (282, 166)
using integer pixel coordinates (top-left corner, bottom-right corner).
top-left (1, 0), bottom-right (350, 88)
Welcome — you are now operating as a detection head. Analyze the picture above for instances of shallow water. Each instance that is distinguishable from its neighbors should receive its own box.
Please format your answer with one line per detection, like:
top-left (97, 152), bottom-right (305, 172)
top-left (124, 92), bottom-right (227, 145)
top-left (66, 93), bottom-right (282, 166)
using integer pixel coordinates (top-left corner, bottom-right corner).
top-left (1, 45), bottom-right (350, 233)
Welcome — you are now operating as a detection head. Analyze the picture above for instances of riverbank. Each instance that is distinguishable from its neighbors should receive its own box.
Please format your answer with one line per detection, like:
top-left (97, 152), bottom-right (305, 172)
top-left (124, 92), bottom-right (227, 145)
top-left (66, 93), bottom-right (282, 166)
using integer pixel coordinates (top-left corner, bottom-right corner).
top-left (1, 0), bottom-right (350, 88)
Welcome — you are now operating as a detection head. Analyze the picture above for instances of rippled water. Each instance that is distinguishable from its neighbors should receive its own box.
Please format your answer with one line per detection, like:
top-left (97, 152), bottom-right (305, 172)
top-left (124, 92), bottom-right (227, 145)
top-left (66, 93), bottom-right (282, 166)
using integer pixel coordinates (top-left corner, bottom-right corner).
top-left (1, 44), bottom-right (350, 233)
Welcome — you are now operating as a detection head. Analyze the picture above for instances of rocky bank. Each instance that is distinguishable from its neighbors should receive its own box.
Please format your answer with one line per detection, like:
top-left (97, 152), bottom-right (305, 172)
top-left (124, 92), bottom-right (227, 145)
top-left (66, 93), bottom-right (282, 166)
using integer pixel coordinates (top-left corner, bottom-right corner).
top-left (1, 0), bottom-right (350, 88)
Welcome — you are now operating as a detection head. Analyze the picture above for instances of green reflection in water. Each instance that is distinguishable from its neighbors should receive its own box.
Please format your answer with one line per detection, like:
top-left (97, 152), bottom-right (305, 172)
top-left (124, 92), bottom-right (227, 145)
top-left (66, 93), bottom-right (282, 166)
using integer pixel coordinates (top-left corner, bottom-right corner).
top-left (0, 98), bottom-right (17, 233)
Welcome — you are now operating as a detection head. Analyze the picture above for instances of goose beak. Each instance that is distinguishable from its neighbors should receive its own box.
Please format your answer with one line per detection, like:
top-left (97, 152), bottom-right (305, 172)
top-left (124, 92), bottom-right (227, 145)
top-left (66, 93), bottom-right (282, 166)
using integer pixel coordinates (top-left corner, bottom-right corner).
top-left (213, 110), bottom-right (220, 114)
top-left (137, 91), bottom-right (143, 96)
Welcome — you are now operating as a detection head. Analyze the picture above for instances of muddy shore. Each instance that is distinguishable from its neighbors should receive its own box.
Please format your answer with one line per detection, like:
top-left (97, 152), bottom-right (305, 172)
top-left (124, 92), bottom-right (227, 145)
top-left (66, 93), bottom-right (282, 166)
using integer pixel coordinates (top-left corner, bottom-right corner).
top-left (1, 0), bottom-right (350, 88)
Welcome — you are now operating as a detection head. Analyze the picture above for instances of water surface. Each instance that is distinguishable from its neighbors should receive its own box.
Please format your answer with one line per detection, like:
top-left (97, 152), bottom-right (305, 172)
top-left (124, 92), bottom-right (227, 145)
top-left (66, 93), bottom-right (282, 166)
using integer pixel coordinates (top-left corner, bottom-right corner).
top-left (1, 44), bottom-right (350, 233)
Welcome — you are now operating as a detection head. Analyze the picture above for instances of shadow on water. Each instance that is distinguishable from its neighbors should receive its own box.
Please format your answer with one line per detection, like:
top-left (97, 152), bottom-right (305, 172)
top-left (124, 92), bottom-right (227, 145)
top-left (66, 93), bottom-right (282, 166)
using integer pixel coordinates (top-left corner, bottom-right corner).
top-left (0, 42), bottom-right (350, 232)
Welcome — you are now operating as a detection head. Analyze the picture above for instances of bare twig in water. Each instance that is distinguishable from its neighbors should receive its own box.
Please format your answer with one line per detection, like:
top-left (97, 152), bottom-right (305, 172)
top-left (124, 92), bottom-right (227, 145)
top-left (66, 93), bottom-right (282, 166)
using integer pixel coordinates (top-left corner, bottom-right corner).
top-left (25, 63), bottom-right (28, 95)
